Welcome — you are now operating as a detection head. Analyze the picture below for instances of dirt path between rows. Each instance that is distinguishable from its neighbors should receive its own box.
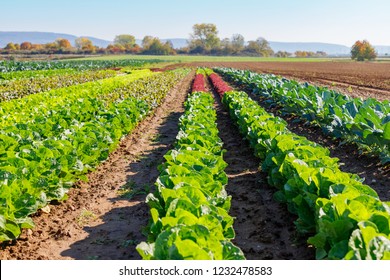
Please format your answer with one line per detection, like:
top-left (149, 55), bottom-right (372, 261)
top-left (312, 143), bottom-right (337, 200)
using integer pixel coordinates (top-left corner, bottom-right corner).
top-left (207, 80), bottom-right (315, 260)
top-left (0, 72), bottom-right (194, 260)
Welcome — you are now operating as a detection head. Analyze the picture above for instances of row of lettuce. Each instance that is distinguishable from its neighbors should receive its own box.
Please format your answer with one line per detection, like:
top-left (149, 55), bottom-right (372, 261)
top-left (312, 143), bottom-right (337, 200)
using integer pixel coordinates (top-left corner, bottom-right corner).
top-left (0, 69), bottom-right (118, 102)
top-left (215, 68), bottom-right (390, 164)
top-left (208, 70), bottom-right (390, 259)
top-left (136, 70), bottom-right (245, 260)
top-left (0, 68), bottom-right (189, 241)
top-left (0, 59), bottom-right (163, 73)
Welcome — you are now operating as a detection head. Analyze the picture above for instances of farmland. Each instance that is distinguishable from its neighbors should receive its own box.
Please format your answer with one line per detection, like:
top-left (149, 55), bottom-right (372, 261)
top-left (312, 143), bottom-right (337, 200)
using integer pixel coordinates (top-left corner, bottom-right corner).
top-left (163, 60), bottom-right (390, 101)
top-left (0, 57), bottom-right (389, 260)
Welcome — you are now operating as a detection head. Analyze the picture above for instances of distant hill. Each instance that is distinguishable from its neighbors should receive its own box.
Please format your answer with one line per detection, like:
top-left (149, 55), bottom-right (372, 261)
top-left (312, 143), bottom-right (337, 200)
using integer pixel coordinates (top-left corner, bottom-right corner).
top-left (268, 41), bottom-right (351, 55)
top-left (1, 32), bottom-right (389, 55)
top-left (374, 45), bottom-right (390, 55)
top-left (0, 31), bottom-right (112, 48)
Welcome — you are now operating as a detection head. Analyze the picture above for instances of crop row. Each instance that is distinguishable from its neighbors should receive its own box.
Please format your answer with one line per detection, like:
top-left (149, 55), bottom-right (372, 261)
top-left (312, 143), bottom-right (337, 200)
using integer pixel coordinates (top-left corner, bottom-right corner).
top-left (0, 69), bottom-right (117, 102)
top-left (191, 70), bottom-right (206, 92)
top-left (0, 69), bottom-right (189, 242)
top-left (215, 68), bottom-right (390, 164)
top-left (0, 69), bottom-right (154, 129)
top-left (208, 72), bottom-right (390, 259)
top-left (0, 59), bottom-right (163, 73)
top-left (0, 68), bottom-right (78, 81)
top-left (137, 73), bottom-right (245, 260)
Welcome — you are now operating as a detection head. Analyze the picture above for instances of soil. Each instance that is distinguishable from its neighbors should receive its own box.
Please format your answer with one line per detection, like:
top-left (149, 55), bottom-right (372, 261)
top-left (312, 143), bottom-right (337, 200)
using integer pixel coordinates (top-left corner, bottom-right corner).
top-left (161, 61), bottom-right (390, 101)
top-left (0, 72), bottom-right (194, 260)
top-left (206, 80), bottom-right (315, 260)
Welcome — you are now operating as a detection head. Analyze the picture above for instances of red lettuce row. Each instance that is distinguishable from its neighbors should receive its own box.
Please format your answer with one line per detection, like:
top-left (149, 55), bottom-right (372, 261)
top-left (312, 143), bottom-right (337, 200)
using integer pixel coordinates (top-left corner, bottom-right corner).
top-left (209, 73), bottom-right (232, 97)
top-left (192, 73), bottom-right (207, 92)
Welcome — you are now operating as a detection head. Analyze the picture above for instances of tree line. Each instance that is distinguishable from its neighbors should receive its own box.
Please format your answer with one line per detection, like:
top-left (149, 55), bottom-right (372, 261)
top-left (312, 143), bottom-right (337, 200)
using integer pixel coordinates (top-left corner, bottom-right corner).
top-left (0, 23), bottom-right (377, 60)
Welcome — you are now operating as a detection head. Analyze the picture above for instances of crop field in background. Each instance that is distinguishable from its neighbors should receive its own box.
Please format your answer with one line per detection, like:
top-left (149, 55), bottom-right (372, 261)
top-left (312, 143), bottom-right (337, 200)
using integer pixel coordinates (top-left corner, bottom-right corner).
top-left (0, 57), bottom-right (389, 260)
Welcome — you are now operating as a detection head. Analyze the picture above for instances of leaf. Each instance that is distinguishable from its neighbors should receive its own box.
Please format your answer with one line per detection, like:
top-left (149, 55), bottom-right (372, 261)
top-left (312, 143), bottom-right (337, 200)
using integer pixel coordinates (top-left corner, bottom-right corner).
top-left (136, 242), bottom-right (155, 260)
top-left (383, 122), bottom-right (390, 140)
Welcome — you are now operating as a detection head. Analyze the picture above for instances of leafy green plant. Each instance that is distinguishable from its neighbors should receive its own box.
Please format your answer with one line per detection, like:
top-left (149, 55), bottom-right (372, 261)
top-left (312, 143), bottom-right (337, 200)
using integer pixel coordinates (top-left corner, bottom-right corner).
top-left (0, 68), bottom-right (190, 241)
top-left (137, 87), bottom-right (244, 260)
top-left (215, 68), bottom-right (390, 164)
top-left (0, 59), bottom-right (164, 73)
top-left (0, 69), bottom-right (117, 102)
top-left (207, 72), bottom-right (390, 260)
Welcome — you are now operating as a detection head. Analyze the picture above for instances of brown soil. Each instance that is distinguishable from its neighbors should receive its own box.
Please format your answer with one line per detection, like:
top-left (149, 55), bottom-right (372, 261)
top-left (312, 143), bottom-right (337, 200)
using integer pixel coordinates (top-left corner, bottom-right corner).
top-left (206, 80), bottom-right (315, 260)
top-left (161, 61), bottom-right (390, 101)
top-left (0, 72), bottom-right (194, 260)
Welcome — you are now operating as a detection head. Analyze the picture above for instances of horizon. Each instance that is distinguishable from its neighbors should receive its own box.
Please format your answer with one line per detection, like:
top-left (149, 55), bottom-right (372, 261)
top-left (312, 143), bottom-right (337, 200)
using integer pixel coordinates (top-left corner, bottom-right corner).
top-left (1, 0), bottom-right (389, 46)
top-left (1, 31), bottom-right (388, 48)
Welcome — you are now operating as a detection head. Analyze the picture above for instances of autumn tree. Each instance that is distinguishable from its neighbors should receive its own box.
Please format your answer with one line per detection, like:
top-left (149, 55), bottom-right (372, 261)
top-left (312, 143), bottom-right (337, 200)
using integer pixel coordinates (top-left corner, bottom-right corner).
top-left (44, 42), bottom-right (59, 53)
top-left (20, 41), bottom-right (32, 50)
top-left (351, 40), bottom-right (377, 61)
top-left (75, 37), bottom-right (95, 53)
top-left (4, 42), bottom-right (16, 51)
top-left (56, 38), bottom-right (72, 50)
top-left (106, 44), bottom-right (125, 54)
top-left (189, 23), bottom-right (220, 53)
top-left (31, 44), bottom-right (44, 51)
top-left (295, 50), bottom-right (308, 57)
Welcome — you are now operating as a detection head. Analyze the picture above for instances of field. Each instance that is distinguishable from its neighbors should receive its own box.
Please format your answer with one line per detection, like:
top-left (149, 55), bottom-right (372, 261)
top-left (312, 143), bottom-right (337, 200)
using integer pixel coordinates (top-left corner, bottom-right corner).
top-left (162, 60), bottom-right (390, 101)
top-left (0, 57), bottom-right (389, 260)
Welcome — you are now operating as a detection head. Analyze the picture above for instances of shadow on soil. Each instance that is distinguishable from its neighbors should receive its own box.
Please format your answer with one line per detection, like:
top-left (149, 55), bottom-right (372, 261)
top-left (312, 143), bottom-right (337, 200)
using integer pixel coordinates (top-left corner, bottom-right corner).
top-left (60, 111), bottom-right (183, 260)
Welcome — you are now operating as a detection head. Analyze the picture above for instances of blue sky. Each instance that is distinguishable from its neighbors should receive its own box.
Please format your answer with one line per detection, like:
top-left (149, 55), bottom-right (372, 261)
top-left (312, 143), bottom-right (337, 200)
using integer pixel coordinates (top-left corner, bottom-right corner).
top-left (1, 0), bottom-right (389, 46)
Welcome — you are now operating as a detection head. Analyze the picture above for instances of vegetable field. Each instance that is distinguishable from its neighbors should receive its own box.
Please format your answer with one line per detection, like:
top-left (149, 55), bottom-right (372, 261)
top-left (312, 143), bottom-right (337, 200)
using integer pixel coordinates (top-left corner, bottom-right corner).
top-left (0, 59), bottom-right (389, 260)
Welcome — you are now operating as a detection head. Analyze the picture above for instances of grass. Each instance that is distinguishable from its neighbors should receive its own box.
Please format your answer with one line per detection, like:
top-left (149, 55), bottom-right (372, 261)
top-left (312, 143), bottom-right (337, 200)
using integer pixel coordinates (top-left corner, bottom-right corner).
top-left (76, 209), bottom-right (97, 226)
top-left (117, 180), bottom-right (150, 199)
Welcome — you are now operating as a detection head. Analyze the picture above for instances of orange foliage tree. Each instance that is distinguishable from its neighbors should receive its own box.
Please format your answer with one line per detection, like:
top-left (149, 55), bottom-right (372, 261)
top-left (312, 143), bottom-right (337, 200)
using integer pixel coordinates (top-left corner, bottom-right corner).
top-left (20, 41), bottom-right (32, 50)
top-left (56, 38), bottom-right (72, 49)
top-left (75, 37), bottom-right (95, 53)
top-left (351, 40), bottom-right (377, 61)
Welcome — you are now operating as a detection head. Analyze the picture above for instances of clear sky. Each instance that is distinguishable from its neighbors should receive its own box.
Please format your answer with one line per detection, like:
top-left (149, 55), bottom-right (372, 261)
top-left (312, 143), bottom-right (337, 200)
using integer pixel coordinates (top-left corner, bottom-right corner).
top-left (1, 0), bottom-right (389, 46)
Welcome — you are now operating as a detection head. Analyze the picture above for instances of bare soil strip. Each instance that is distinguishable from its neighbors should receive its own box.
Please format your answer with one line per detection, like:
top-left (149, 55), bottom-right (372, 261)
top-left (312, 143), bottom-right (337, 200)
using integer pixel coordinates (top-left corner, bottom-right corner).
top-left (0, 72), bottom-right (194, 260)
top-left (207, 81), bottom-right (315, 260)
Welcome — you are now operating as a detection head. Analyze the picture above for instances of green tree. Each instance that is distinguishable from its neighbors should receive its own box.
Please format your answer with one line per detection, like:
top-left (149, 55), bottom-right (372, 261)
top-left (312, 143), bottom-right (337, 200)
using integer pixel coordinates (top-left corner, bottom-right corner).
top-left (142, 35), bottom-right (154, 49)
top-left (231, 34), bottom-right (245, 54)
top-left (189, 23), bottom-right (220, 53)
top-left (275, 51), bottom-right (291, 58)
top-left (244, 37), bottom-right (273, 57)
top-left (220, 38), bottom-right (233, 55)
top-left (142, 37), bottom-right (175, 55)
top-left (351, 40), bottom-right (377, 61)
top-left (114, 34), bottom-right (136, 49)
